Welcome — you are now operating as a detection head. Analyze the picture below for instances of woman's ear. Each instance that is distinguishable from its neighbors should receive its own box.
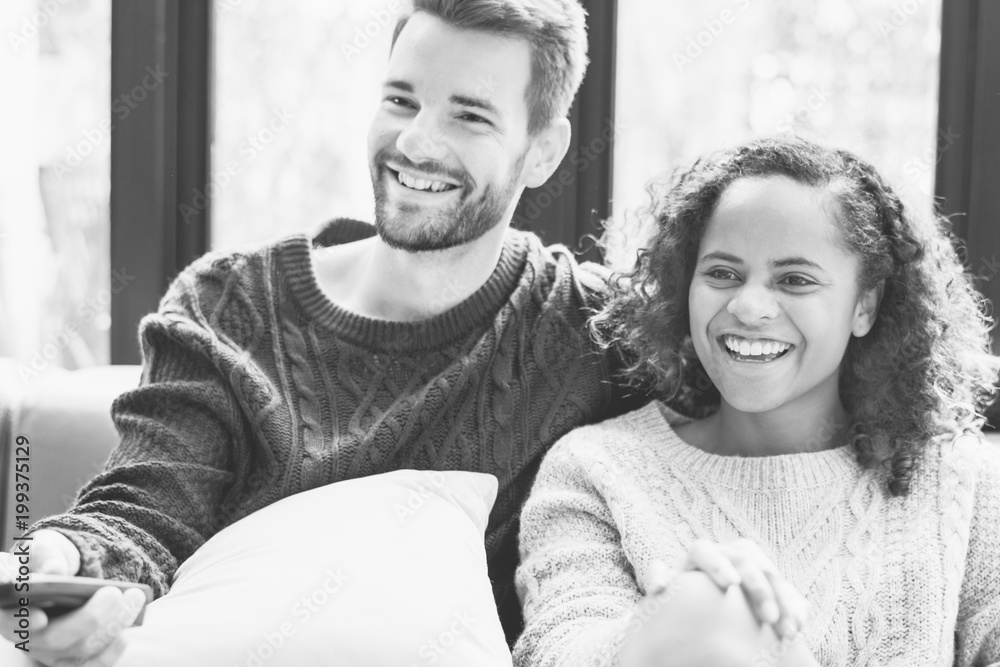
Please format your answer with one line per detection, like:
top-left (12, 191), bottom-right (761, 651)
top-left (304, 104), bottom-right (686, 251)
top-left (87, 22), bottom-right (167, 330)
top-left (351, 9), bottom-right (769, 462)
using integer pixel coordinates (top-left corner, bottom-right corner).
top-left (852, 280), bottom-right (883, 337)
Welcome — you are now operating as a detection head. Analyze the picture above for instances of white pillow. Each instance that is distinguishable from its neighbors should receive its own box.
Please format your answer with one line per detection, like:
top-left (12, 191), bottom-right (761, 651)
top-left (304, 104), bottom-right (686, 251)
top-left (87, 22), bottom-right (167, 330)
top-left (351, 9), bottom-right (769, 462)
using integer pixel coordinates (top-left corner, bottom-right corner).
top-left (118, 470), bottom-right (512, 667)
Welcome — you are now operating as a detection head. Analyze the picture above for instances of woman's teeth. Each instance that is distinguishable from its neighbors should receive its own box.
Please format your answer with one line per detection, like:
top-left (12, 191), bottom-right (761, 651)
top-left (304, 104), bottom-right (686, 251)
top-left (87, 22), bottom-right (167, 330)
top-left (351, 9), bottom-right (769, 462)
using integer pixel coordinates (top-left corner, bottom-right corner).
top-left (723, 335), bottom-right (791, 361)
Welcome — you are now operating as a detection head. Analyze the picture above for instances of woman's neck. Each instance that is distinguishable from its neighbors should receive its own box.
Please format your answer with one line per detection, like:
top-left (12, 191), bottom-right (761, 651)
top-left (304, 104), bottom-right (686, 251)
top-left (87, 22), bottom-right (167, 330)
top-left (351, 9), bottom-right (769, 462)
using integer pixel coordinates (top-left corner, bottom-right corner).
top-left (698, 393), bottom-right (853, 457)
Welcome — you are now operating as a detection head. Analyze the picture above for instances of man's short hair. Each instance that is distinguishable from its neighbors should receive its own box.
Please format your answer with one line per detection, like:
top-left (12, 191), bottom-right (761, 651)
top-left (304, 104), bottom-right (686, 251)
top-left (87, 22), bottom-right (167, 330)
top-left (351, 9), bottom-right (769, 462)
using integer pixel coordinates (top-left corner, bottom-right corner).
top-left (392, 0), bottom-right (589, 135)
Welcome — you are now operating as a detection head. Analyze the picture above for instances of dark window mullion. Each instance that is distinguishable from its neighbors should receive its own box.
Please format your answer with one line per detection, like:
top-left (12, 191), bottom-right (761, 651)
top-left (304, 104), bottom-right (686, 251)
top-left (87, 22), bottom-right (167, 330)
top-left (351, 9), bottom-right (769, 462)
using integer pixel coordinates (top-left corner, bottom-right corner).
top-left (110, 0), bottom-right (211, 365)
top-left (514, 0), bottom-right (617, 263)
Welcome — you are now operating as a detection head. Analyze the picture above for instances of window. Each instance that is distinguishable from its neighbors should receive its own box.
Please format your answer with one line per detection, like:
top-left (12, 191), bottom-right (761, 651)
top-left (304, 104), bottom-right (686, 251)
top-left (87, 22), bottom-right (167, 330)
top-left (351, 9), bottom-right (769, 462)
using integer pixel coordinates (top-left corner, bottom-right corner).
top-left (101, 0), bottom-right (999, 365)
top-left (609, 0), bottom-right (942, 270)
top-left (212, 0), bottom-right (397, 251)
top-left (0, 0), bottom-right (112, 381)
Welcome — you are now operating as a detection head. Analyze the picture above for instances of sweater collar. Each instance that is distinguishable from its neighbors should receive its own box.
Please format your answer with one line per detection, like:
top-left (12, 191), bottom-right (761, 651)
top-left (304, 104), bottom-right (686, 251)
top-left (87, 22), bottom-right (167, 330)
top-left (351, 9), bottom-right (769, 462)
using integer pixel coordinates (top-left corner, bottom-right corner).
top-left (276, 219), bottom-right (529, 352)
top-left (641, 401), bottom-right (860, 491)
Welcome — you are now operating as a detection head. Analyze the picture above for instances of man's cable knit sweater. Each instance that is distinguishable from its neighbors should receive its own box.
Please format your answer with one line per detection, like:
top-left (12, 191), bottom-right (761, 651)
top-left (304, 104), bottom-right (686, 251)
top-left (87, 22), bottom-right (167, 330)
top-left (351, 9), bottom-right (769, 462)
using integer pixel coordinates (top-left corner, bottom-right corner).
top-left (29, 219), bottom-right (638, 642)
top-left (514, 401), bottom-right (1000, 666)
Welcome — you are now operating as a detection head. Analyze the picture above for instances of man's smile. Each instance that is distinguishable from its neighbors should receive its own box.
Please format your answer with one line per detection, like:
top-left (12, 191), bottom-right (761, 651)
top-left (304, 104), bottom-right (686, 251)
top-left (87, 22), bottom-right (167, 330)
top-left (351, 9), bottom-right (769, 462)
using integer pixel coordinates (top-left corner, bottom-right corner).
top-left (385, 163), bottom-right (463, 196)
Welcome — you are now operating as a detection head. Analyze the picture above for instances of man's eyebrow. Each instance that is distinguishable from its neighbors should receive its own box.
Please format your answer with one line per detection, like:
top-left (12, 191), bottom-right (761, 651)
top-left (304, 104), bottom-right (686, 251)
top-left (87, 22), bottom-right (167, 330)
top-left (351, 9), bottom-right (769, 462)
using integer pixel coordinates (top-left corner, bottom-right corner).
top-left (698, 251), bottom-right (824, 270)
top-left (379, 82), bottom-right (499, 117)
top-left (450, 94), bottom-right (499, 116)
top-left (383, 79), bottom-right (413, 92)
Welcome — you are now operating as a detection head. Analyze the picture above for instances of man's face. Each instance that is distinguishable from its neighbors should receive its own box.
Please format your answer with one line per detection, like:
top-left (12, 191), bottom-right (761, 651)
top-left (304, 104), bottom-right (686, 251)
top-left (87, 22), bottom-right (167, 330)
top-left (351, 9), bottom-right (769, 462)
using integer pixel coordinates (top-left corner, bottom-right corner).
top-left (368, 12), bottom-right (535, 252)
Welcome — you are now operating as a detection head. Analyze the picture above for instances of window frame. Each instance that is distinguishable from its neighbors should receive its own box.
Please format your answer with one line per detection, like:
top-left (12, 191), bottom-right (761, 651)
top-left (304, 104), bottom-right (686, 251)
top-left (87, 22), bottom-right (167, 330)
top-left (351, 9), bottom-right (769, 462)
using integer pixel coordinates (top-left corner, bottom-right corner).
top-left (109, 0), bottom-right (212, 364)
top-left (936, 0), bottom-right (1000, 351)
top-left (110, 0), bottom-right (997, 365)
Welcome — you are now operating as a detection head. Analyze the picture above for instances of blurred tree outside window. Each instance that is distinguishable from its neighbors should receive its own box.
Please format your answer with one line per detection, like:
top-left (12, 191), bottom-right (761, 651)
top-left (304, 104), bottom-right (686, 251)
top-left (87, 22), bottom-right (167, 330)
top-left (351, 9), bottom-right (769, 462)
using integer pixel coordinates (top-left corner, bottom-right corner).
top-left (0, 0), bottom-right (111, 384)
top-left (609, 0), bottom-right (942, 270)
top-left (212, 0), bottom-right (402, 252)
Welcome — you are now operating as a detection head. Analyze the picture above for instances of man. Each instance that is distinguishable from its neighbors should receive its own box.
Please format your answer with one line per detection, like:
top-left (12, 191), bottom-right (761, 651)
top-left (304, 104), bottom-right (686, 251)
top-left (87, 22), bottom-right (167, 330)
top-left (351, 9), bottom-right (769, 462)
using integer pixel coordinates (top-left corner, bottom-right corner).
top-left (0, 1), bottom-right (639, 663)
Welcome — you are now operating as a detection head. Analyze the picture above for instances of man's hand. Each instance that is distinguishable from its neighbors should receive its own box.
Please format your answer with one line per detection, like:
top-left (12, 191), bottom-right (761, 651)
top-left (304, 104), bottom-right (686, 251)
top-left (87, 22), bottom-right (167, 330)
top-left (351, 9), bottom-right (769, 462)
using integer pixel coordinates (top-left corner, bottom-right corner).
top-left (1, 529), bottom-right (143, 667)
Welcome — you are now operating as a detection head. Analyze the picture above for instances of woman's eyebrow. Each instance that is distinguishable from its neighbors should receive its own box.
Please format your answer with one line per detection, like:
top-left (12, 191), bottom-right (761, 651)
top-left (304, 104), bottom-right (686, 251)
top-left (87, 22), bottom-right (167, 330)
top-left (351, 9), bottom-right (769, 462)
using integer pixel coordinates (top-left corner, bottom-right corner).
top-left (699, 251), bottom-right (744, 264)
top-left (771, 256), bottom-right (823, 270)
top-left (699, 251), bottom-right (825, 271)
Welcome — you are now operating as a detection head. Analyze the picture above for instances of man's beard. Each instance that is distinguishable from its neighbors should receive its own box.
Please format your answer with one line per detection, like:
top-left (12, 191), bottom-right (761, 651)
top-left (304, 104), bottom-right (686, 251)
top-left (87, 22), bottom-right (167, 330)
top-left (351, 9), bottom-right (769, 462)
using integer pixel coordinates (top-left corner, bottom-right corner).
top-left (370, 148), bottom-right (526, 252)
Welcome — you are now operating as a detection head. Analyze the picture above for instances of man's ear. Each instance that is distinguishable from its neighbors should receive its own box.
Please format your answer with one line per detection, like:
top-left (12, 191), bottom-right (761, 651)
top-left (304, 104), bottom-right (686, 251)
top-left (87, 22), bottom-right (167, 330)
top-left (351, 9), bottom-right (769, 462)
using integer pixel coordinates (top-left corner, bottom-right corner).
top-left (521, 118), bottom-right (571, 188)
top-left (852, 280), bottom-right (883, 337)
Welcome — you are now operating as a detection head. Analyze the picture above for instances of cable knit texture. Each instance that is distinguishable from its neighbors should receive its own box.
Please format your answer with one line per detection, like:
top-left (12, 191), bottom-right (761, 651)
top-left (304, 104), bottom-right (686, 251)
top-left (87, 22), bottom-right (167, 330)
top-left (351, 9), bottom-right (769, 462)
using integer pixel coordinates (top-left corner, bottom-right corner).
top-left (30, 219), bottom-right (637, 642)
top-left (514, 401), bottom-right (1000, 666)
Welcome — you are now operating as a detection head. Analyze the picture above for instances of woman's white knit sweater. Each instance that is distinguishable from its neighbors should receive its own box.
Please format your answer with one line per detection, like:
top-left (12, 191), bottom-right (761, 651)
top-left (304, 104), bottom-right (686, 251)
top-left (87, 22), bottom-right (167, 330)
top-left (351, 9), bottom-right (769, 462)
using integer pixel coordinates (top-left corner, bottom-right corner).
top-left (514, 402), bottom-right (1000, 667)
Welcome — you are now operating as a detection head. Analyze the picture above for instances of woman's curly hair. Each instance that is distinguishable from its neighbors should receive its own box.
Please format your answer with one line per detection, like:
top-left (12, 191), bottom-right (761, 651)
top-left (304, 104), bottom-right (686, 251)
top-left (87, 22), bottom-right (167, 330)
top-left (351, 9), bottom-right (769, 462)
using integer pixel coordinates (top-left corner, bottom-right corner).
top-left (592, 135), bottom-right (999, 496)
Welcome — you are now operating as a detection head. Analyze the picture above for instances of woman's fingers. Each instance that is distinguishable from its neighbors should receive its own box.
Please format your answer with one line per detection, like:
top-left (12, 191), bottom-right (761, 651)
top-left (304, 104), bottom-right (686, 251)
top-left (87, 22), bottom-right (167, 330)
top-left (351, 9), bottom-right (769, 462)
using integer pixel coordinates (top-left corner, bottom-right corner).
top-left (731, 554), bottom-right (780, 624)
top-left (770, 576), bottom-right (809, 640)
top-left (683, 538), bottom-right (808, 639)
top-left (682, 539), bottom-right (742, 588)
top-left (645, 559), bottom-right (673, 596)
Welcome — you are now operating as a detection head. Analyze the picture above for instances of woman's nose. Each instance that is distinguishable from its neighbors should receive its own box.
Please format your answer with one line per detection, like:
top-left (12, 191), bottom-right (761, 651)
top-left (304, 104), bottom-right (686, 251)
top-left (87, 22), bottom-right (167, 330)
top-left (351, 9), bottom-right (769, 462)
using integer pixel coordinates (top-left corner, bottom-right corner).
top-left (726, 284), bottom-right (780, 324)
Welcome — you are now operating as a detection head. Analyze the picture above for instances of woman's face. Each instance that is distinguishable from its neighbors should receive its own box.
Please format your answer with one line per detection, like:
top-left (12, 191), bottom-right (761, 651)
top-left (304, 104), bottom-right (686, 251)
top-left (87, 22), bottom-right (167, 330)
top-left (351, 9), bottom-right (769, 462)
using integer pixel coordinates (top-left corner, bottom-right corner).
top-left (687, 175), bottom-right (879, 415)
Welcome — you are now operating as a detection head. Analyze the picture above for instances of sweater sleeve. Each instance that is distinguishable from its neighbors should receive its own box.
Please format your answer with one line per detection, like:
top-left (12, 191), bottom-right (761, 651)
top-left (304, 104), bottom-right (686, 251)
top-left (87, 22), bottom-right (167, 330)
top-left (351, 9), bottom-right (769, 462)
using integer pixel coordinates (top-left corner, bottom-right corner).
top-left (956, 438), bottom-right (1000, 666)
top-left (513, 428), bottom-right (644, 667)
top-left (28, 254), bottom-right (258, 596)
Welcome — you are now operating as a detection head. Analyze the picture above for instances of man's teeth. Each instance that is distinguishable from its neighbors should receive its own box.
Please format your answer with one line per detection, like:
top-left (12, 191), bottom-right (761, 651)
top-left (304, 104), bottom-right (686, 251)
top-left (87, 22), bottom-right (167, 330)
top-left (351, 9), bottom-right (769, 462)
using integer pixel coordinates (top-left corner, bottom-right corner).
top-left (396, 170), bottom-right (453, 192)
top-left (723, 335), bottom-right (791, 357)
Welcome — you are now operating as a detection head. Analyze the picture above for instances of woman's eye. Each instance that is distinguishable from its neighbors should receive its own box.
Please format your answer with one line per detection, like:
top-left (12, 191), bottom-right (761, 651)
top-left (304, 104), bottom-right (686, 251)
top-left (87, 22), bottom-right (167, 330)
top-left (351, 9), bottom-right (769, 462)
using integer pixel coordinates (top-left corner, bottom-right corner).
top-left (782, 275), bottom-right (814, 287)
top-left (706, 268), bottom-right (739, 281)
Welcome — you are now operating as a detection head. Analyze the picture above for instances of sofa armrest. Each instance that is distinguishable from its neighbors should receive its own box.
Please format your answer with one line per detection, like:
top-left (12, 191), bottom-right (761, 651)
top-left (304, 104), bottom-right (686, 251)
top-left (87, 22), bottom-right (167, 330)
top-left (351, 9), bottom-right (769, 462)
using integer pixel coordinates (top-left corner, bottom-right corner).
top-left (0, 365), bottom-right (142, 549)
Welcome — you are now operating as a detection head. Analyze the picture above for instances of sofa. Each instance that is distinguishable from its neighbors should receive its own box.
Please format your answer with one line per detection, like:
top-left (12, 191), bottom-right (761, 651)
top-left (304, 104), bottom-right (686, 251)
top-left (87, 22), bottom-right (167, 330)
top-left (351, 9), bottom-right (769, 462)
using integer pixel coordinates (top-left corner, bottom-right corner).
top-left (2, 362), bottom-right (1000, 666)
top-left (0, 361), bottom-right (516, 666)
top-left (0, 362), bottom-right (143, 548)
top-left (3, 360), bottom-right (1000, 548)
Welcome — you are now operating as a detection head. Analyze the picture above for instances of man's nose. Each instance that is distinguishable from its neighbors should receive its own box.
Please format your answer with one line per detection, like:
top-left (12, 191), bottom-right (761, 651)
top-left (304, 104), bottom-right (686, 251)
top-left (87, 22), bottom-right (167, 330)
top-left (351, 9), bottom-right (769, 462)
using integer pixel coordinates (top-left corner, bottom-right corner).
top-left (396, 113), bottom-right (448, 163)
top-left (726, 284), bottom-right (780, 324)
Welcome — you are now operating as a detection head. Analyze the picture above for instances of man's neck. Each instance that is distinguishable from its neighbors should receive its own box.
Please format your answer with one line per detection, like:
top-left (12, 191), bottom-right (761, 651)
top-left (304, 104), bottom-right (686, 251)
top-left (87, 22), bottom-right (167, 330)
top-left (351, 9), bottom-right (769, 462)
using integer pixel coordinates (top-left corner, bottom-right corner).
top-left (313, 222), bottom-right (509, 322)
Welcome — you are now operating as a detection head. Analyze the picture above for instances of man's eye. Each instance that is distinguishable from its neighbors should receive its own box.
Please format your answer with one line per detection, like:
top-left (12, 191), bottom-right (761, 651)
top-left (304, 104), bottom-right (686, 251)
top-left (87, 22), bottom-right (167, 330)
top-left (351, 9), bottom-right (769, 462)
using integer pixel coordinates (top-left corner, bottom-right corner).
top-left (460, 113), bottom-right (490, 125)
top-left (387, 97), bottom-right (415, 109)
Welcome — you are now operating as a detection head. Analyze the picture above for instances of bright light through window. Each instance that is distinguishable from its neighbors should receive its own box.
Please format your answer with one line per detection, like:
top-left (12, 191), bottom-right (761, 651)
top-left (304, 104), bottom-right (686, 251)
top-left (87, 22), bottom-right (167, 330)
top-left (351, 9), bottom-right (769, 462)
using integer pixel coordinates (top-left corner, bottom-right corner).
top-left (610, 0), bottom-right (942, 270)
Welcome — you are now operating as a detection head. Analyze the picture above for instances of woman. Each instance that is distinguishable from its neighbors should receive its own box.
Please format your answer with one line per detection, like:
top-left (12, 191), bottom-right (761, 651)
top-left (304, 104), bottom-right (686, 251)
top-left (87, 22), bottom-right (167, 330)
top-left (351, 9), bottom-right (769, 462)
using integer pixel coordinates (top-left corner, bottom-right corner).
top-left (513, 136), bottom-right (1000, 666)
